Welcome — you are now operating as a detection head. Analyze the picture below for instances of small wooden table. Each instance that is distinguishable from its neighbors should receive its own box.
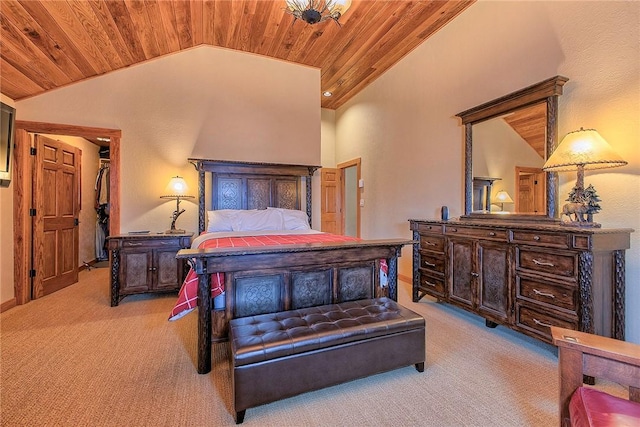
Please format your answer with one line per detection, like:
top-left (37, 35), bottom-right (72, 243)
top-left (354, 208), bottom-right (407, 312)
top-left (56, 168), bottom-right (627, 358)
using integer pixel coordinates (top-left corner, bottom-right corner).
top-left (108, 232), bottom-right (192, 306)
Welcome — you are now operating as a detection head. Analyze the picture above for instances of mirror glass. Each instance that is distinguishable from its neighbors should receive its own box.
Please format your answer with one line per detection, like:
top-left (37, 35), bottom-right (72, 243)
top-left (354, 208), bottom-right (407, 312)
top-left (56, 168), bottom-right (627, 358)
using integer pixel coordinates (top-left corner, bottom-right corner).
top-left (472, 102), bottom-right (547, 214)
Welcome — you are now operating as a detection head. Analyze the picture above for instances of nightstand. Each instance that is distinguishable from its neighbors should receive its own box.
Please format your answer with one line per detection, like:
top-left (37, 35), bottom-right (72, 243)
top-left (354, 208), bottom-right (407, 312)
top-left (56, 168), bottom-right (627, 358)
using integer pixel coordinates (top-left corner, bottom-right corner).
top-left (107, 232), bottom-right (193, 306)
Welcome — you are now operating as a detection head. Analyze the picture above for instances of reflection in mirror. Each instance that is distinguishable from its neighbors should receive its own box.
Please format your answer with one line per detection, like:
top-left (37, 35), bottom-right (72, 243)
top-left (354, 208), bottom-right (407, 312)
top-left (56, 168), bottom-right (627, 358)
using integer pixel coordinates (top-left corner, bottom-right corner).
top-left (457, 75), bottom-right (569, 219)
top-left (472, 102), bottom-right (547, 214)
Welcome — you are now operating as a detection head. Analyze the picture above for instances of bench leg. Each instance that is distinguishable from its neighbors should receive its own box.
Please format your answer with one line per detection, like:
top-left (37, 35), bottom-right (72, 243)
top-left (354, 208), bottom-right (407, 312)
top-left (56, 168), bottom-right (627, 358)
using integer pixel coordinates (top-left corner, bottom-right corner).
top-left (415, 362), bottom-right (424, 372)
top-left (235, 410), bottom-right (246, 424)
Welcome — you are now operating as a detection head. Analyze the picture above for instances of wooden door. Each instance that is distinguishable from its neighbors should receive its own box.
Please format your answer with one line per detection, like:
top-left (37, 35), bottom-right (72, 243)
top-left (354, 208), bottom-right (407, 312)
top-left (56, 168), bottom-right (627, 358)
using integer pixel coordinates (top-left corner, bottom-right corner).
top-left (320, 168), bottom-right (342, 234)
top-left (33, 135), bottom-right (80, 298)
top-left (516, 167), bottom-right (546, 214)
top-left (448, 238), bottom-right (475, 308)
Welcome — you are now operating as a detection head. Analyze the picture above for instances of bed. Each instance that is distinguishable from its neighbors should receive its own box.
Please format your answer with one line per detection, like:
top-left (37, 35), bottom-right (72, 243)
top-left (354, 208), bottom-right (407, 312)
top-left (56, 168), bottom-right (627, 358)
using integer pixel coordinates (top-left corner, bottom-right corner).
top-left (172, 159), bottom-right (412, 374)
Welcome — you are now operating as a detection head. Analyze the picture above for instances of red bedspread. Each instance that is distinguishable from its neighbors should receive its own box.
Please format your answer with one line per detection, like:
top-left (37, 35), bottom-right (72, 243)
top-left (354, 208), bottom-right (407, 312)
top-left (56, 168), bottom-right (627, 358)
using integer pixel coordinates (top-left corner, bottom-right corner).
top-left (168, 232), bottom-right (377, 321)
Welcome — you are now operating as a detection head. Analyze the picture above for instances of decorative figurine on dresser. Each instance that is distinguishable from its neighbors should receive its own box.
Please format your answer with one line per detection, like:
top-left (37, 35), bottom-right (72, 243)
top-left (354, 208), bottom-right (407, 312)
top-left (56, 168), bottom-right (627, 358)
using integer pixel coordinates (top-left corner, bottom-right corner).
top-left (410, 76), bottom-right (633, 345)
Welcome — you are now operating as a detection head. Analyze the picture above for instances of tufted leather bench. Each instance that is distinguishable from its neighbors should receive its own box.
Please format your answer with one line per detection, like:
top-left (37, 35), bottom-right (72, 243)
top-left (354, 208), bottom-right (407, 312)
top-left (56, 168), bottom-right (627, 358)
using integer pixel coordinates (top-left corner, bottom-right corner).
top-left (229, 297), bottom-right (425, 424)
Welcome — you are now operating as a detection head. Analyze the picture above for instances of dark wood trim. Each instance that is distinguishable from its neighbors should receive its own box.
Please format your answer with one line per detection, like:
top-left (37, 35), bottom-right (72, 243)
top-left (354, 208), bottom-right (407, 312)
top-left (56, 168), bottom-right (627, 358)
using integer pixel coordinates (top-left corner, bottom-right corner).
top-left (456, 76), bottom-right (569, 125)
top-left (12, 121), bottom-right (122, 307)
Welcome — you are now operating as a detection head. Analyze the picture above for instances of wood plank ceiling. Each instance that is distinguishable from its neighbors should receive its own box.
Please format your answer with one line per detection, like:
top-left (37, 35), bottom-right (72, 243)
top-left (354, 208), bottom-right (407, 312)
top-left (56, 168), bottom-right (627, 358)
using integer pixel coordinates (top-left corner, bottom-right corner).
top-left (0, 0), bottom-right (474, 110)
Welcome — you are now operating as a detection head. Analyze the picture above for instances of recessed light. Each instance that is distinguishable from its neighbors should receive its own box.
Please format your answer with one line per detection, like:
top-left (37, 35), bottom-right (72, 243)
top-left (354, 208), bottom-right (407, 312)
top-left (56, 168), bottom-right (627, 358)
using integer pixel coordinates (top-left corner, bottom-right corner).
top-left (323, 91), bottom-right (333, 97)
top-left (96, 137), bottom-right (111, 142)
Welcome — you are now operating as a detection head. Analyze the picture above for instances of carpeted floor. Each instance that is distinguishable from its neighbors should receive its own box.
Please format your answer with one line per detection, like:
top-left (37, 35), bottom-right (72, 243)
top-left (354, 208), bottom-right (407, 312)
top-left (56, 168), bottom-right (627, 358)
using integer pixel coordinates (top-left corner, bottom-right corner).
top-left (0, 267), bottom-right (619, 426)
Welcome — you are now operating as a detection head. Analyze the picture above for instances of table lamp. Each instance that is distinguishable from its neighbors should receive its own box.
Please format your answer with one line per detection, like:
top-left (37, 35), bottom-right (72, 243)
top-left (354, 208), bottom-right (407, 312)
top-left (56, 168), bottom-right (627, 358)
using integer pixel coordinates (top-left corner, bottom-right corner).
top-left (160, 176), bottom-right (194, 233)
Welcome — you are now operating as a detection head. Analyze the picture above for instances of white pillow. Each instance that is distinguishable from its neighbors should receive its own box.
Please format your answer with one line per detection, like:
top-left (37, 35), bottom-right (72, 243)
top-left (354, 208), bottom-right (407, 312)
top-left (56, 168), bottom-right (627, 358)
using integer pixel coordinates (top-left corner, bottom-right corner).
top-left (206, 210), bottom-right (238, 232)
top-left (267, 207), bottom-right (311, 230)
top-left (232, 209), bottom-right (285, 232)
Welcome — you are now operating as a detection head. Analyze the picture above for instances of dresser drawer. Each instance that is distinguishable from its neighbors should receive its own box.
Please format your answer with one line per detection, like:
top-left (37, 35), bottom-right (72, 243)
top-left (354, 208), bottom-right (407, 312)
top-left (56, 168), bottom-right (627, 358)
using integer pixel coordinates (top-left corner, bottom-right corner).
top-left (419, 235), bottom-right (445, 252)
top-left (416, 223), bottom-right (444, 234)
top-left (516, 304), bottom-right (578, 341)
top-left (419, 251), bottom-right (445, 274)
top-left (511, 230), bottom-right (571, 249)
top-left (418, 273), bottom-right (446, 296)
top-left (516, 247), bottom-right (577, 278)
top-left (445, 226), bottom-right (508, 242)
top-left (516, 275), bottom-right (576, 312)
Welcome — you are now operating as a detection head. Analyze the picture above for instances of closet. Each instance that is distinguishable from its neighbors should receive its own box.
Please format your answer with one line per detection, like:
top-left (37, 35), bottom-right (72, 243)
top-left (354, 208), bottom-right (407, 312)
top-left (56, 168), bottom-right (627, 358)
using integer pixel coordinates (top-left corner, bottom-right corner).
top-left (95, 157), bottom-right (110, 261)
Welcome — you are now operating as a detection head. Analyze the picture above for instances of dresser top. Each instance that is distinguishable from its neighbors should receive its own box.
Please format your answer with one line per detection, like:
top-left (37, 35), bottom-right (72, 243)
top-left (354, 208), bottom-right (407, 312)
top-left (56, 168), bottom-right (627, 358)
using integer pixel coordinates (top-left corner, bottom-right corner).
top-left (409, 219), bottom-right (634, 235)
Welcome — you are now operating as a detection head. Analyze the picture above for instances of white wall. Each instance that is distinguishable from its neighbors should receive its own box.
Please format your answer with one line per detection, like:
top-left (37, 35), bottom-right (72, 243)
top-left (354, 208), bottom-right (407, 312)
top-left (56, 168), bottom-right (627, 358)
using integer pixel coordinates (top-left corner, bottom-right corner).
top-left (335, 1), bottom-right (640, 343)
top-left (15, 46), bottom-right (320, 233)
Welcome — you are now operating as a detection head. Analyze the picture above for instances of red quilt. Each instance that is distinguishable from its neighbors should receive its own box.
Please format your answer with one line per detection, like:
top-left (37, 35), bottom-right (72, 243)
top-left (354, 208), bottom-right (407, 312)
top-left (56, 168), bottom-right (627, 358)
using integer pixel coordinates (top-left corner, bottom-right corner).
top-left (168, 232), bottom-right (381, 321)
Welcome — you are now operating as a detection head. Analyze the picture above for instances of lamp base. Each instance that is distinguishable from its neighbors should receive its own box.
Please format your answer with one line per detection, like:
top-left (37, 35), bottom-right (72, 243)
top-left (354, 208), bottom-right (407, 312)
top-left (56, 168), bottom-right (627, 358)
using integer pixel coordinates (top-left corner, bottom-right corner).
top-left (165, 228), bottom-right (186, 234)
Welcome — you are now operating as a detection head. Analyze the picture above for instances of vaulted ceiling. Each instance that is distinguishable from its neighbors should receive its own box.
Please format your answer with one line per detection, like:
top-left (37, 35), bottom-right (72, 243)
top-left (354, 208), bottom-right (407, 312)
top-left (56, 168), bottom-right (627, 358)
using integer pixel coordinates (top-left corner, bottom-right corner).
top-left (0, 0), bottom-right (474, 110)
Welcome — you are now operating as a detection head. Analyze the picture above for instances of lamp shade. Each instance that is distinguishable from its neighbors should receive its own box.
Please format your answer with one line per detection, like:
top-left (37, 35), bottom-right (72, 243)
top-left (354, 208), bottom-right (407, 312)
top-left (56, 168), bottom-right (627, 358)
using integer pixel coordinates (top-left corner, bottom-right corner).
top-left (543, 128), bottom-right (627, 172)
top-left (164, 176), bottom-right (189, 196)
top-left (492, 190), bottom-right (514, 204)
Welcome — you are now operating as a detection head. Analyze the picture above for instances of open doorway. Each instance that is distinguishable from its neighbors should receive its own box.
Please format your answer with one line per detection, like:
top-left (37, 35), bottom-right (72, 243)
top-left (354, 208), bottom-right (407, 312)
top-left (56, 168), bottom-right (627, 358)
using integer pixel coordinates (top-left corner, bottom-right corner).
top-left (13, 121), bottom-right (121, 305)
top-left (320, 158), bottom-right (361, 237)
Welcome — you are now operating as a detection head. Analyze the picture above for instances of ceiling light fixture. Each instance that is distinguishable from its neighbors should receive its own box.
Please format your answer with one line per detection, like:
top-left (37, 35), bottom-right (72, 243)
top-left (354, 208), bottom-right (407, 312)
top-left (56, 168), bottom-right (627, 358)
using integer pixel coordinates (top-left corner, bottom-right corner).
top-left (285, 0), bottom-right (352, 26)
top-left (323, 91), bottom-right (333, 97)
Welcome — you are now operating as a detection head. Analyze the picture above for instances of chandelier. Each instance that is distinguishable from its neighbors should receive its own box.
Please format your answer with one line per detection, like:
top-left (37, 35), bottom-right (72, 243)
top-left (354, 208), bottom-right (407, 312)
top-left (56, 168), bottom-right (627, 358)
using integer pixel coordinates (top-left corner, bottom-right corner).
top-left (285, 0), bottom-right (352, 26)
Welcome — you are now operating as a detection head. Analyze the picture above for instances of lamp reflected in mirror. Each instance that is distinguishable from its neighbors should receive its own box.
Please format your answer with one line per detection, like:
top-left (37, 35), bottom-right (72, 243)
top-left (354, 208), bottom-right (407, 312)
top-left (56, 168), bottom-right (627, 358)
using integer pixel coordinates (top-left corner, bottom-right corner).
top-left (491, 190), bottom-right (514, 212)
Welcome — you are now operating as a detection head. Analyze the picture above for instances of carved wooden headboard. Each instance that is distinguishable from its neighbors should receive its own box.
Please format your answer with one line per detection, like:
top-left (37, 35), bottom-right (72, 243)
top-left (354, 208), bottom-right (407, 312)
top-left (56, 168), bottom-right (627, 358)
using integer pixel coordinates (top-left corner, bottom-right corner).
top-left (188, 159), bottom-right (321, 234)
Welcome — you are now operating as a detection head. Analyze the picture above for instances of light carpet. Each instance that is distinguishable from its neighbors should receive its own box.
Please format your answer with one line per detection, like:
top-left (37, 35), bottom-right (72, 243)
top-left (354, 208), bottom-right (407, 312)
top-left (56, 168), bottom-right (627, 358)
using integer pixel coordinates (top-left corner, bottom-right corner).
top-left (0, 267), bottom-right (604, 426)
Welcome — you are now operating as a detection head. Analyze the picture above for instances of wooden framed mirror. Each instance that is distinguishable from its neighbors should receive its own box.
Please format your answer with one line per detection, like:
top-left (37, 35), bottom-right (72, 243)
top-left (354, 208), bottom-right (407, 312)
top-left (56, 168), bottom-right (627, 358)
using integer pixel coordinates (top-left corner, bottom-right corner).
top-left (456, 76), bottom-right (569, 219)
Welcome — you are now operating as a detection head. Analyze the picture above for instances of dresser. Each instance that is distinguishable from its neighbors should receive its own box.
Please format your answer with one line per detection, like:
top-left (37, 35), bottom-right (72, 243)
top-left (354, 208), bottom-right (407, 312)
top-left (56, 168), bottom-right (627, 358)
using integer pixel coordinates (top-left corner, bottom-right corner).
top-left (409, 219), bottom-right (631, 343)
top-left (108, 232), bottom-right (193, 306)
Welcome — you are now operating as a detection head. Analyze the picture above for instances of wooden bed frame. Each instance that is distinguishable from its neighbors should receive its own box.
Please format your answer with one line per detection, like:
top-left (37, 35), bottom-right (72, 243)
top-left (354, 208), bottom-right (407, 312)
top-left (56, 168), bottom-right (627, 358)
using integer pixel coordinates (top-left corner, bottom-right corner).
top-left (179, 159), bottom-right (412, 374)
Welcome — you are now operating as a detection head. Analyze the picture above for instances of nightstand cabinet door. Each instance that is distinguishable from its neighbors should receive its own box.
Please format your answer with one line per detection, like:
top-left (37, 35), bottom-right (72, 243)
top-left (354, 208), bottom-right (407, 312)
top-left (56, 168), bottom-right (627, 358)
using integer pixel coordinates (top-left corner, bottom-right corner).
top-left (120, 250), bottom-right (153, 292)
top-left (155, 248), bottom-right (184, 290)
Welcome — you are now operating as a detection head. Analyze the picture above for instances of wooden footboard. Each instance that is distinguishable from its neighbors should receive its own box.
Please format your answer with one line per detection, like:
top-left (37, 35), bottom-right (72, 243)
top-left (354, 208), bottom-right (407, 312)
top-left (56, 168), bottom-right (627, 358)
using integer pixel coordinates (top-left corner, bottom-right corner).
top-left (177, 239), bottom-right (412, 374)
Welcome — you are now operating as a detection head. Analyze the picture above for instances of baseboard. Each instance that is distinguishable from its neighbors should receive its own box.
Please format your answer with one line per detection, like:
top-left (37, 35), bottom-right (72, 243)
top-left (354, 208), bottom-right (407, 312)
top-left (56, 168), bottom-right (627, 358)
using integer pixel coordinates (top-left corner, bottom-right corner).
top-left (1, 298), bottom-right (17, 313)
top-left (398, 273), bottom-right (411, 284)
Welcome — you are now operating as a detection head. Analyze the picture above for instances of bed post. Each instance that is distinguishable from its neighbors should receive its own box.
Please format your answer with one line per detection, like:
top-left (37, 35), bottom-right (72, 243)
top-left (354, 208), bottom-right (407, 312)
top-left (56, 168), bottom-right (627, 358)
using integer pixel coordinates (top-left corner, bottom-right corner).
top-left (306, 166), bottom-right (319, 225)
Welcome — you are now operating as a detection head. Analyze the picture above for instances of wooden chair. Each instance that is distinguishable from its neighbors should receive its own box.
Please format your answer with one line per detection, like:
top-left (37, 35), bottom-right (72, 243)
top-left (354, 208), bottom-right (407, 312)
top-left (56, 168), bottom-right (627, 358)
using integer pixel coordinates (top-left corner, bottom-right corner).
top-left (551, 326), bottom-right (640, 427)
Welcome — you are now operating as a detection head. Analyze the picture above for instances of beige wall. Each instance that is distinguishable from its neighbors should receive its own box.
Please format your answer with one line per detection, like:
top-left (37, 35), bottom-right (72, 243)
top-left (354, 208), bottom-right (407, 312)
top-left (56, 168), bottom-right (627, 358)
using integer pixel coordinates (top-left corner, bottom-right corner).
top-left (15, 46), bottom-right (320, 234)
top-left (0, 94), bottom-right (15, 305)
top-left (335, 1), bottom-right (640, 343)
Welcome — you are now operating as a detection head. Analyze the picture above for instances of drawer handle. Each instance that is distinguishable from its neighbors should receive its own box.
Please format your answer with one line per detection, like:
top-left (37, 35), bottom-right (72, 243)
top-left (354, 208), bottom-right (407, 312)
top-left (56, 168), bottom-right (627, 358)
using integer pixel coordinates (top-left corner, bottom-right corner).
top-left (532, 258), bottom-right (555, 267)
top-left (449, 228), bottom-right (457, 232)
top-left (148, 267), bottom-right (157, 271)
top-left (160, 242), bottom-right (170, 245)
top-left (533, 289), bottom-right (556, 299)
top-left (470, 272), bottom-right (479, 277)
top-left (533, 318), bottom-right (553, 328)
top-left (127, 243), bottom-right (143, 246)
top-left (423, 261), bottom-right (436, 268)
top-left (424, 241), bottom-right (437, 247)
top-left (533, 235), bottom-right (541, 241)
top-left (488, 232), bottom-right (496, 237)
top-left (424, 280), bottom-right (436, 288)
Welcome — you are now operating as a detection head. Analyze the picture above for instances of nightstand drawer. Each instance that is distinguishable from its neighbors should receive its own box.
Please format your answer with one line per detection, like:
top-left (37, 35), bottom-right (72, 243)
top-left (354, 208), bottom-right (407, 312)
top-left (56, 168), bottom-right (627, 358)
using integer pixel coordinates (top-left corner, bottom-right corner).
top-left (122, 238), bottom-right (181, 249)
top-left (516, 247), bottom-right (577, 278)
top-left (517, 275), bottom-right (576, 312)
